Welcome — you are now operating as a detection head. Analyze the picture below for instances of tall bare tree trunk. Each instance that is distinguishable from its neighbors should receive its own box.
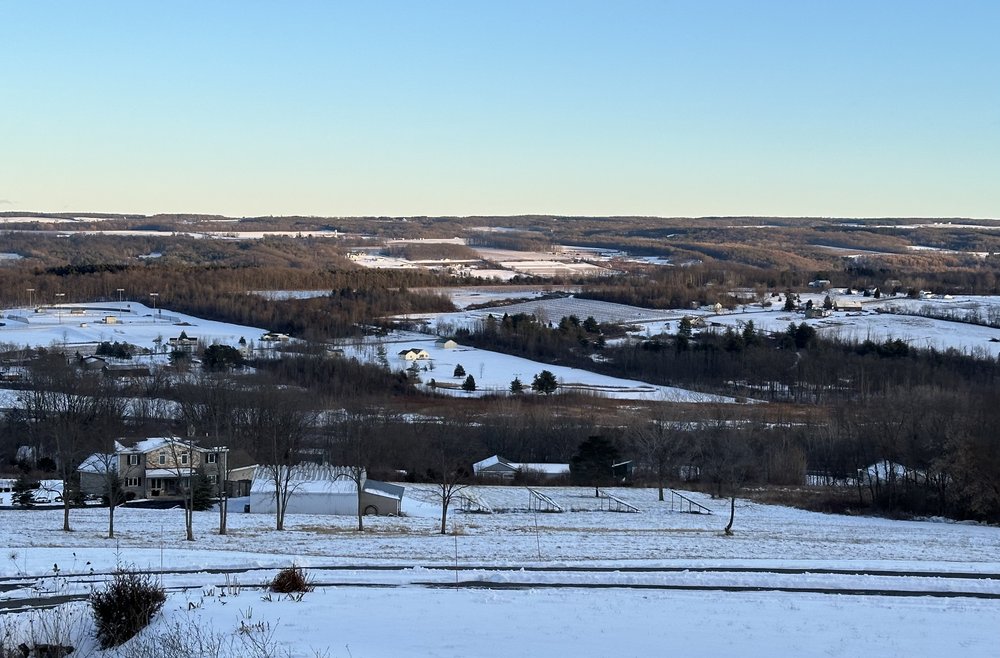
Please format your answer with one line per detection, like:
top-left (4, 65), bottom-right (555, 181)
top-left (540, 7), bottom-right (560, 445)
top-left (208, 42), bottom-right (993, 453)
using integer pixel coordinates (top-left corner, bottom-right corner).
top-left (218, 495), bottom-right (227, 535)
top-left (724, 496), bottom-right (736, 535)
top-left (440, 495), bottom-right (449, 535)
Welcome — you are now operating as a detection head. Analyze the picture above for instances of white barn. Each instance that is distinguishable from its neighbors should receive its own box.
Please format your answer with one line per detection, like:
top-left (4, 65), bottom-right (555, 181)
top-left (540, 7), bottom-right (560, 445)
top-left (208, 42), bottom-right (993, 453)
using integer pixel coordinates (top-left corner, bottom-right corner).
top-left (248, 464), bottom-right (403, 516)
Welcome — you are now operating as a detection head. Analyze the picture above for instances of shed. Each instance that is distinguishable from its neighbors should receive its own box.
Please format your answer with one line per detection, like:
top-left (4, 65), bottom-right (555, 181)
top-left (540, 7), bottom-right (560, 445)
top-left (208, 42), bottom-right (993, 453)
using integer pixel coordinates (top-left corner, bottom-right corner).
top-left (435, 338), bottom-right (459, 350)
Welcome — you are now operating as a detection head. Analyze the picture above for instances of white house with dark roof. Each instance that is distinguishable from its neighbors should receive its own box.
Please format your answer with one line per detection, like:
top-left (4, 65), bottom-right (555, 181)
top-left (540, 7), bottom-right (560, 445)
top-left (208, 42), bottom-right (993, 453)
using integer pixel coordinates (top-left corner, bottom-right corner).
top-left (398, 348), bottom-right (431, 361)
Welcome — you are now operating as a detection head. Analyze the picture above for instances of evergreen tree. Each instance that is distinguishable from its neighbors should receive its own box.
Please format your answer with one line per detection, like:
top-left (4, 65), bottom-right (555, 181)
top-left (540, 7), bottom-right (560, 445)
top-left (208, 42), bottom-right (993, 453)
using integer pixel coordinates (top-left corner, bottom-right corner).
top-left (453, 364), bottom-right (466, 378)
top-left (570, 436), bottom-right (621, 496)
top-left (531, 370), bottom-right (559, 395)
top-left (189, 470), bottom-right (216, 512)
top-left (461, 374), bottom-right (477, 392)
top-left (202, 344), bottom-right (244, 371)
top-left (509, 377), bottom-right (524, 394)
top-left (13, 473), bottom-right (38, 507)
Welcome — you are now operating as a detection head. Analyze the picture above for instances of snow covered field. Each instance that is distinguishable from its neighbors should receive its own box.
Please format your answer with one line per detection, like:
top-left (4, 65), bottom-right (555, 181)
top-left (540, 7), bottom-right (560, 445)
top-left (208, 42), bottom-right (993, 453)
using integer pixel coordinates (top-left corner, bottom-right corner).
top-left (341, 331), bottom-right (734, 402)
top-left (0, 302), bottom-right (268, 352)
top-left (413, 293), bottom-right (1000, 358)
top-left (1, 488), bottom-right (998, 657)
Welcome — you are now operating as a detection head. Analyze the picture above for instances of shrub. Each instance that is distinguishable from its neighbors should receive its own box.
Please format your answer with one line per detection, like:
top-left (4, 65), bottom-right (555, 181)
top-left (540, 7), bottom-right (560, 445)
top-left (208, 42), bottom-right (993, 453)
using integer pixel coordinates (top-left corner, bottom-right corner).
top-left (269, 566), bottom-right (312, 594)
top-left (90, 569), bottom-right (166, 649)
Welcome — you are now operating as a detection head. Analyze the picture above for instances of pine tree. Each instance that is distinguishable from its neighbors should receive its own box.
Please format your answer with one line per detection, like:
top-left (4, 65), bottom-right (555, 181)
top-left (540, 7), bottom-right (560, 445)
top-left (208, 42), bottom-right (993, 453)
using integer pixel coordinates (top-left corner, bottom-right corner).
top-left (531, 370), bottom-right (558, 395)
top-left (13, 473), bottom-right (38, 507)
top-left (189, 470), bottom-right (216, 512)
top-left (453, 364), bottom-right (466, 378)
top-left (461, 374), bottom-right (477, 392)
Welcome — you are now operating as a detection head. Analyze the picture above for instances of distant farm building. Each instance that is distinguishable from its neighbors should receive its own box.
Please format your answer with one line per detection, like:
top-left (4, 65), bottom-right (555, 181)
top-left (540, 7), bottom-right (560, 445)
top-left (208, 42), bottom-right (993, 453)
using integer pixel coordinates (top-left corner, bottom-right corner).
top-left (473, 455), bottom-right (570, 481)
top-left (435, 338), bottom-right (459, 350)
top-left (398, 348), bottom-right (431, 361)
top-left (833, 299), bottom-right (863, 312)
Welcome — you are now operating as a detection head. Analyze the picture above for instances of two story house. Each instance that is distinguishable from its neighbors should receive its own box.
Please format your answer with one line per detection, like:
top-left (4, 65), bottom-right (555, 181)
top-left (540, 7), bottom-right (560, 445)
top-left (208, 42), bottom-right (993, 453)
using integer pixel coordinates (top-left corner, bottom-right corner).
top-left (116, 437), bottom-right (228, 501)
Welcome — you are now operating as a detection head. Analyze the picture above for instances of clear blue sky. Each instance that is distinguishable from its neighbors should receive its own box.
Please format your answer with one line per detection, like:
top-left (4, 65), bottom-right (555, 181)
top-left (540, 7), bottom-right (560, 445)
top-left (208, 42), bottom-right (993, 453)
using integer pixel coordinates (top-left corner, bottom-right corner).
top-left (1, 1), bottom-right (998, 218)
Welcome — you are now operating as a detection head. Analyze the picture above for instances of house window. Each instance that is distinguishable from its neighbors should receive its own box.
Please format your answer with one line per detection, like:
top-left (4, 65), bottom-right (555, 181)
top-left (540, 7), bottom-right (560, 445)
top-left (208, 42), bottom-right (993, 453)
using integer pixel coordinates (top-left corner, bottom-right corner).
top-left (207, 453), bottom-right (217, 464)
top-left (158, 454), bottom-right (166, 465)
top-left (126, 477), bottom-right (141, 487)
top-left (127, 454), bottom-right (139, 466)
top-left (208, 474), bottom-right (217, 484)
top-left (181, 453), bottom-right (189, 465)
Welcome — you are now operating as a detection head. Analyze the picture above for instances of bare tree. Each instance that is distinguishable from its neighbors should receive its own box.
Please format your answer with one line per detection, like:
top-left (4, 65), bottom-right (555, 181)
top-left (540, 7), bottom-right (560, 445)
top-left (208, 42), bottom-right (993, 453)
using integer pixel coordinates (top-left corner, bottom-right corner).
top-left (90, 450), bottom-right (125, 539)
top-left (417, 418), bottom-right (475, 534)
top-left (22, 354), bottom-right (126, 532)
top-left (175, 375), bottom-right (242, 535)
top-left (629, 405), bottom-right (691, 502)
top-left (156, 435), bottom-right (201, 541)
top-left (694, 410), bottom-right (756, 535)
top-left (242, 386), bottom-right (317, 531)
top-left (328, 410), bottom-right (391, 532)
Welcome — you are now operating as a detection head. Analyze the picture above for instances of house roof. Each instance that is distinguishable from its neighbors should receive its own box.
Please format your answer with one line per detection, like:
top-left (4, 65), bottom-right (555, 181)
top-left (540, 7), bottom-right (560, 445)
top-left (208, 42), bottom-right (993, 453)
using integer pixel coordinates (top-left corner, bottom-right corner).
top-left (250, 464), bottom-right (363, 495)
top-left (227, 448), bottom-right (256, 470)
top-left (472, 455), bottom-right (513, 473)
top-left (116, 437), bottom-right (174, 453)
top-left (78, 452), bottom-right (116, 474)
top-left (364, 479), bottom-right (405, 500)
top-left (115, 436), bottom-right (213, 454)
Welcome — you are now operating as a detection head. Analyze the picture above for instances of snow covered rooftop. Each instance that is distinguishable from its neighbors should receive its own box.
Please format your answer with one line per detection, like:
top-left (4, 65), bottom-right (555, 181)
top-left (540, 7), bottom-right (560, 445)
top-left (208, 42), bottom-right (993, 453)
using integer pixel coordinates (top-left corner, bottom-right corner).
top-left (77, 453), bottom-right (116, 474)
top-left (250, 464), bottom-right (362, 495)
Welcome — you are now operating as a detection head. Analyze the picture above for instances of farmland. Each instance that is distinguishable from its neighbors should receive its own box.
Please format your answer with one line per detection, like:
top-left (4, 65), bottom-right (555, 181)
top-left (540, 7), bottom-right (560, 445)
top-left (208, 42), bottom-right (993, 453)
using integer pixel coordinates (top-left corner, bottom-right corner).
top-left (0, 213), bottom-right (999, 655)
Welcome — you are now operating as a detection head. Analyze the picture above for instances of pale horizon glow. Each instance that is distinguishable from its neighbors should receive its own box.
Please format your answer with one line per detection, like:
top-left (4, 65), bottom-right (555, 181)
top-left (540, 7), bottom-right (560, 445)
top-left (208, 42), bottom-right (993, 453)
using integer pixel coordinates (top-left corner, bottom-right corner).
top-left (1, 1), bottom-right (998, 219)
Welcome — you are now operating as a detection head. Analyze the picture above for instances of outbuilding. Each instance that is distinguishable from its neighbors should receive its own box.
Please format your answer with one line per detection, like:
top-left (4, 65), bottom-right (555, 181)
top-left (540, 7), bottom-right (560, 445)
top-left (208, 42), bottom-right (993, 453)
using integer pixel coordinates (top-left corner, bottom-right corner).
top-left (248, 464), bottom-right (403, 516)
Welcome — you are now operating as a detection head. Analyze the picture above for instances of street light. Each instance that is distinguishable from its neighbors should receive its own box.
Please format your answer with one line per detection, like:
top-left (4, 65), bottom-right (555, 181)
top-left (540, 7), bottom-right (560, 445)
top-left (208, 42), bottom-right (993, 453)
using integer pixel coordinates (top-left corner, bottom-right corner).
top-left (26, 288), bottom-right (34, 310)
top-left (54, 292), bottom-right (65, 324)
top-left (149, 292), bottom-right (159, 321)
top-left (116, 288), bottom-right (125, 317)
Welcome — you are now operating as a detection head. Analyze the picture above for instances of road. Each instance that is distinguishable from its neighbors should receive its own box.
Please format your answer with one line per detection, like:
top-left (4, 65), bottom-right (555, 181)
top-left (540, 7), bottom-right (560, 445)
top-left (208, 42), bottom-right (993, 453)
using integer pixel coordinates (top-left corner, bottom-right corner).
top-left (4, 563), bottom-right (1000, 613)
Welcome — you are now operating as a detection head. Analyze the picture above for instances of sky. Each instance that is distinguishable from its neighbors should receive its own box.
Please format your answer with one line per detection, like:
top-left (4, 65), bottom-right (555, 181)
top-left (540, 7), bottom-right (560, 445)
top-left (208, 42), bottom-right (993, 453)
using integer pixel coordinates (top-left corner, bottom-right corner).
top-left (1, 1), bottom-right (998, 219)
